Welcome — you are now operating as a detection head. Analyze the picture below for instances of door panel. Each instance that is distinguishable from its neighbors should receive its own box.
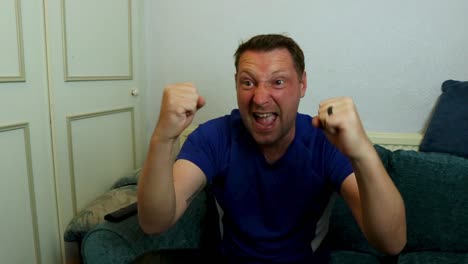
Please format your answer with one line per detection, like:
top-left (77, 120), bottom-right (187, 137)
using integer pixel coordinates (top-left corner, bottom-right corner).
top-left (68, 108), bottom-right (136, 212)
top-left (45, 0), bottom-right (145, 245)
top-left (62, 0), bottom-right (132, 80)
top-left (0, 0), bottom-right (60, 263)
top-left (0, 0), bottom-right (24, 81)
top-left (0, 125), bottom-right (40, 263)
top-left (1, 0), bottom-right (145, 261)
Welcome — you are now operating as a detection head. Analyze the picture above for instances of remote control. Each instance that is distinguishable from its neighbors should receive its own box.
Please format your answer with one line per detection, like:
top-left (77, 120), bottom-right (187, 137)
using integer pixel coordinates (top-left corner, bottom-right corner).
top-left (104, 202), bottom-right (138, 222)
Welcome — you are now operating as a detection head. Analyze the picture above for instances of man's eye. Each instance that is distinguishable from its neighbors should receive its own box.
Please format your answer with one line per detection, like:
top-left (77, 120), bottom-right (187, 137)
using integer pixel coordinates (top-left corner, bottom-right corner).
top-left (275, 80), bottom-right (285, 85)
top-left (243, 80), bottom-right (253, 86)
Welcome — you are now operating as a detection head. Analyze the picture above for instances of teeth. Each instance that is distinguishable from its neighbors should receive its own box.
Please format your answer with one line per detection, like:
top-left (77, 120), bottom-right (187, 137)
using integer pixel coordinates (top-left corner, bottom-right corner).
top-left (255, 113), bottom-right (272, 118)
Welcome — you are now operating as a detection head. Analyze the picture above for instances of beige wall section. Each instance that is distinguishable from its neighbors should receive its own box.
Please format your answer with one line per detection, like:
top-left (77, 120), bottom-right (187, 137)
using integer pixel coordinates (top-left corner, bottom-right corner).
top-left (367, 132), bottom-right (422, 151)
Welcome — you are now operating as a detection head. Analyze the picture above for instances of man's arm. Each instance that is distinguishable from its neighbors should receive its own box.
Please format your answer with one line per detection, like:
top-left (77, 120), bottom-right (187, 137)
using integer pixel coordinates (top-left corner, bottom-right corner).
top-left (137, 83), bottom-right (206, 234)
top-left (312, 97), bottom-right (406, 255)
top-left (340, 160), bottom-right (406, 255)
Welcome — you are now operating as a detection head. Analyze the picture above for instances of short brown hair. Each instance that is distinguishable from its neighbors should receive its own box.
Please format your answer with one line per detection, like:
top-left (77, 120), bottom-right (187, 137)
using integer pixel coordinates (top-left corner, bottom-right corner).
top-left (234, 33), bottom-right (305, 78)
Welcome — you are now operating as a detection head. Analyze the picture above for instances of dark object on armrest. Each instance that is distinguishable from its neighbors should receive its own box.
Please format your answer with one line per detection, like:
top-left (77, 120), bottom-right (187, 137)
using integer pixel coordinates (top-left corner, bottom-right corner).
top-left (104, 202), bottom-right (138, 222)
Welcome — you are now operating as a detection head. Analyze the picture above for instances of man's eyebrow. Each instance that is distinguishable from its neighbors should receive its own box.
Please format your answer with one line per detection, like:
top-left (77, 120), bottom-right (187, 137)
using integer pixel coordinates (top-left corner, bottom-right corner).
top-left (239, 69), bottom-right (289, 75)
top-left (271, 70), bottom-right (290, 75)
top-left (237, 70), bottom-right (255, 77)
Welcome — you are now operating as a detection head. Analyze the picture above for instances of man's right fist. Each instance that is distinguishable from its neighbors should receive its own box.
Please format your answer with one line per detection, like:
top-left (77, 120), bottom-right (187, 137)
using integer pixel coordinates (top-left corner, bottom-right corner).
top-left (154, 83), bottom-right (205, 141)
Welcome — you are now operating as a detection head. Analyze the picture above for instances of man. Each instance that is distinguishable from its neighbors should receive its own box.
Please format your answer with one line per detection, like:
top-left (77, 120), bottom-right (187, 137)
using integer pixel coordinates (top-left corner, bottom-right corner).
top-left (137, 33), bottom-right (406, 263)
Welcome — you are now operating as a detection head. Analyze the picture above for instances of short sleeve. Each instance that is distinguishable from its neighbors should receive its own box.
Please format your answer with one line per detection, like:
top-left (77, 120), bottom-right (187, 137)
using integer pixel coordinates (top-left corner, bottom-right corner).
top-left (177, 118), bottom-right (230, 183)
top-left (322, 137), bottom-right (354, 193)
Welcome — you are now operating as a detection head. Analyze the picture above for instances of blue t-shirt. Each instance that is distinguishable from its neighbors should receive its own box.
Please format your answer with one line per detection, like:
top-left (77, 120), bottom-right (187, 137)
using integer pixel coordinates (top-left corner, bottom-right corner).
top-left (177, 109), bottom-right (353, 263)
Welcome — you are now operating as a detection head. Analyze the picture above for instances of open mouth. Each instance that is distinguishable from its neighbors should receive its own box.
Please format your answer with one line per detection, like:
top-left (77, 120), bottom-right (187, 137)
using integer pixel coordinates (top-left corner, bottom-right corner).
top-left (253, 112), bottom-right (278, 128)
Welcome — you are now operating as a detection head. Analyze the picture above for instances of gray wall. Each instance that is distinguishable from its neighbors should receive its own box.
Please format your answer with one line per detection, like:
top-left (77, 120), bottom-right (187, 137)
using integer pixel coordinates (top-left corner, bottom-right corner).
top-left (143, 0), bottom-right (468, 140)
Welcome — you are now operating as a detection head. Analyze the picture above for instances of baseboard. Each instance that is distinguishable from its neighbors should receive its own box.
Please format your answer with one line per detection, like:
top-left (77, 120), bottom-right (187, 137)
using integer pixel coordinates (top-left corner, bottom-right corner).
top-left (367, 132), bottom-right (422, 151)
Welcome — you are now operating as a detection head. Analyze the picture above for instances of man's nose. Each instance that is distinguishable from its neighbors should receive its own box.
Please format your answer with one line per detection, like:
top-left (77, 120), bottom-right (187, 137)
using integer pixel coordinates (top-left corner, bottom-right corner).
top-left (253, 83), bottom-right (270, 106)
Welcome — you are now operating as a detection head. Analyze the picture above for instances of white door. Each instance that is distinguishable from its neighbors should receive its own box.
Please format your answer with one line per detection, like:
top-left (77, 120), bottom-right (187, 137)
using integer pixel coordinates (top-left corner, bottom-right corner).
top-left (0, 0), bottom-right (61, 263)
top-left (44, 0), bottom-right (146, 256)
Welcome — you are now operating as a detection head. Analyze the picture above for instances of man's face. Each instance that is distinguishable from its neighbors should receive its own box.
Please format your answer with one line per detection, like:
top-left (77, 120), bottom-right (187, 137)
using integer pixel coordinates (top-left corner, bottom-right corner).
top-left (235, 48), bottom-right (307, 147)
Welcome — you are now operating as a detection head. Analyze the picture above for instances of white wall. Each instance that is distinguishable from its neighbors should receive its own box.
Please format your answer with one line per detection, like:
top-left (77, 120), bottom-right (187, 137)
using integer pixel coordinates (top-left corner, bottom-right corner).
top-left (143, 0), bottom-right (468, 140)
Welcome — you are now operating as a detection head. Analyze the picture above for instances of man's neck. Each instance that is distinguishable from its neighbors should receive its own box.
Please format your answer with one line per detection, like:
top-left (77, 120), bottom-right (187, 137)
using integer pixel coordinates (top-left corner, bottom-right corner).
top-left (259, 130), bottom-right (295, 165)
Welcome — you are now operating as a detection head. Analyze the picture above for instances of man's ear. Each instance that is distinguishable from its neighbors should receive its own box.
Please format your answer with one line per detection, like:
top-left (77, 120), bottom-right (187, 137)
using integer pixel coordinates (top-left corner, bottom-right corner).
top-left (300, 71), bottom-right (307, 98)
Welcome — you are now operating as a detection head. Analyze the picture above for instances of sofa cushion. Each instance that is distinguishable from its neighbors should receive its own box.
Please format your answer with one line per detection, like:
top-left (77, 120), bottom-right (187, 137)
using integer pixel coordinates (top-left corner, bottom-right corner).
top-left (389, 149), bottom-right (468, 252)
top-left (64, 169), bottom-right (142, 243)
top-left (419, 79), bottom-right (468, 158)
top-left (398, 251), bottom-right (468, 264)
top-left (111, 168), bottom-right (141, 189)
top-left (325, 195), bottom-right (386, 257)
top-left (81, 189), bottom-right (215, 264)
top-left (64, 185), bottom-right (137, 243)
top-left (329, 251), bottom-right (382, 264)
top-left (374, 144), bottom-right (393, 168)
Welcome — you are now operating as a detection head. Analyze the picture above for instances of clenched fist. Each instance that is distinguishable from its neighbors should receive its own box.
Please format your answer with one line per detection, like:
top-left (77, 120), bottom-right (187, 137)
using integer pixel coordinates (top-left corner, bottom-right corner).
top-left (154, 83), bottom-right (205, 141)
top-left (312, 97), bottom-right (373, 161)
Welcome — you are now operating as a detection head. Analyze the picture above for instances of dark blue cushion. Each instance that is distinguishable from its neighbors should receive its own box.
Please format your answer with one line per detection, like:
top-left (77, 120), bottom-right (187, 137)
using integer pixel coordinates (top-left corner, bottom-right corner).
top-left (419, 80), bottom-right (468, 158)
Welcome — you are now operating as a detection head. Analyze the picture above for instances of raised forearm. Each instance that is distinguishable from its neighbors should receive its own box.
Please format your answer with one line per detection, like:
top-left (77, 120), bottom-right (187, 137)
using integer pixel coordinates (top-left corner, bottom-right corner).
top-left (138, 83), bottom-right (205, 234)
top-left (313, 97), bottom-right (407, 254)
top-left (137, 135), bottom-right (179, 234)
top-left (351, 146), bottom-right (407, 255)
